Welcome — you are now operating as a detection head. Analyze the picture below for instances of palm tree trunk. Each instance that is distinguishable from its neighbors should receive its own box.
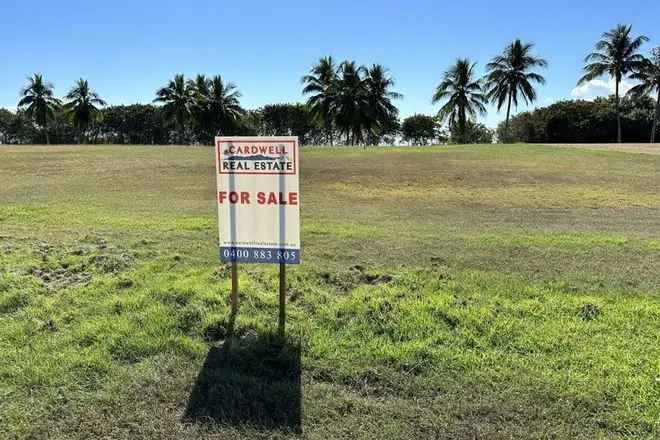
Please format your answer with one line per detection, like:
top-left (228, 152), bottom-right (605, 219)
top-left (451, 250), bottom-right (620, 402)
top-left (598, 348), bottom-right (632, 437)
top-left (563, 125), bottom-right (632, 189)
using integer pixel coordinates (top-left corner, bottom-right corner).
top-left (504, 92), bottom-right (513, 143)
top-left (327, 118), bottom-right (334, 146)
top-left (615, 79), bottom-right (621, 143)
top-left (44, 126), bottom-right (50, 145)
top-left (652, 88), bottom-right (660, 144)
top-left (176, 113), bottom-right (185, 145)
top-left (458, 107), bottom-right (466, 144)
top-left (178, 119), bottom-right (185, 144)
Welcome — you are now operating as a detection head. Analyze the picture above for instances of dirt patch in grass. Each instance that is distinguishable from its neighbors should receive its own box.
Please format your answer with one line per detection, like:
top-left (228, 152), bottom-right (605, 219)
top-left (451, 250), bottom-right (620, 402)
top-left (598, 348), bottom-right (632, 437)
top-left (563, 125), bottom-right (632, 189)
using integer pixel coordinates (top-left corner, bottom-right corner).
top-left (29, 266), bottom-right (92, 291)
top-left (317, 265), bottom-right (394, 292)
top-left (22, 237), bottom-right (137, 291)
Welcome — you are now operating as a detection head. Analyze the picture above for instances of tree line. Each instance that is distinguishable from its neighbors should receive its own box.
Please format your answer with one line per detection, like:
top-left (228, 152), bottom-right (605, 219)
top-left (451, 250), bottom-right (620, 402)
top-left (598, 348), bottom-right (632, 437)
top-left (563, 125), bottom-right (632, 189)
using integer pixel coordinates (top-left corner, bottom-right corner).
top-left (498, 95), bottom-right (658, 143)
top-left (1, 23), bottom-right (659, 146)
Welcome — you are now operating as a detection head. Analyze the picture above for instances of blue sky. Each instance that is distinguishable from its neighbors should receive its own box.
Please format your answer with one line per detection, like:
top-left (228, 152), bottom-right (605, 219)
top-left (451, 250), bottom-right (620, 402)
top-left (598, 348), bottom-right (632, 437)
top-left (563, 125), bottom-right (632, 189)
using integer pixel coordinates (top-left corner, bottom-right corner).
top-left (1, 0), bottom-right (659, 127)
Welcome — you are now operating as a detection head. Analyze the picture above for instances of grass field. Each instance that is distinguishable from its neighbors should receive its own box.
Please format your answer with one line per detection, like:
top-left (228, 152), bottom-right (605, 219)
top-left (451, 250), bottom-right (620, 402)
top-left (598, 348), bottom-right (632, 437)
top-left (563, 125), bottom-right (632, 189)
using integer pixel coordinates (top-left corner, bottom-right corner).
top-left (0, 144), bottom-right (659, 439)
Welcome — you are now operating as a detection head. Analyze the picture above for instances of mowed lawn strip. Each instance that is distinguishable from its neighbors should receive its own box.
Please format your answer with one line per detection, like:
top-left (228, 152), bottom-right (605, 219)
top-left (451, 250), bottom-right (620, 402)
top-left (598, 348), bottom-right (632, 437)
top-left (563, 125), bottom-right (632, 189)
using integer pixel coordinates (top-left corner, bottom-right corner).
top-left (0, 144), bottom-right (658, 439)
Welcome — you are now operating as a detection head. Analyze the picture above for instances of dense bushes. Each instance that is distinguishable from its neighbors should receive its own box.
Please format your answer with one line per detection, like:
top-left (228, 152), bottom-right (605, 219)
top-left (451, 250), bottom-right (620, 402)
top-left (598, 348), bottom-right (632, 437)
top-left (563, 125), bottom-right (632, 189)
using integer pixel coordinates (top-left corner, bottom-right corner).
top-left (499, 95), bottom-right (658, 143)
top-left (0, 103), bottom-right (329, 146)
top-left (450, 121), bottom-right (494, 144)
top-left (98, 105), bottom-right (169, 144)
top-left (401, 115), bottom-right (443, 145)
top-left (0, 104), bottom-right (449, 146)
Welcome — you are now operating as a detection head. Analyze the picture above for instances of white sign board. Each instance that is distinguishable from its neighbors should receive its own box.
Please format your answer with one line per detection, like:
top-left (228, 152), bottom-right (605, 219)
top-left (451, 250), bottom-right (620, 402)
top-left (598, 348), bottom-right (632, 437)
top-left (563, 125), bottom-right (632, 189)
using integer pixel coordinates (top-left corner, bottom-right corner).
top-left (214, 136), bottom-right (300, 264)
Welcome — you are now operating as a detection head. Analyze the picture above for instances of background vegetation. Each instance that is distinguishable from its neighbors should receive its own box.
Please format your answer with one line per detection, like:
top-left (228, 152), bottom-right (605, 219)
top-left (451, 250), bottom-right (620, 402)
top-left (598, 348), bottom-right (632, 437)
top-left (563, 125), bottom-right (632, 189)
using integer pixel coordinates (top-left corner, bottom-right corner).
top-left (500, 95), bottom-right (659, 143)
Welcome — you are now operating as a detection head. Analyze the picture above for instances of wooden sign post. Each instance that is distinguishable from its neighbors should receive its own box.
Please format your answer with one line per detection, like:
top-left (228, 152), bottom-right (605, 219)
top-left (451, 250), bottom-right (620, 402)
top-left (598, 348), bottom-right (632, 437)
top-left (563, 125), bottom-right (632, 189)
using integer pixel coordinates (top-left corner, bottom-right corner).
top-left (230, 261), bottom-right (239, 315)
top-left (214, 137), bottom-right (300, 335)
top-left (279, 262), bottom-right (286, 335)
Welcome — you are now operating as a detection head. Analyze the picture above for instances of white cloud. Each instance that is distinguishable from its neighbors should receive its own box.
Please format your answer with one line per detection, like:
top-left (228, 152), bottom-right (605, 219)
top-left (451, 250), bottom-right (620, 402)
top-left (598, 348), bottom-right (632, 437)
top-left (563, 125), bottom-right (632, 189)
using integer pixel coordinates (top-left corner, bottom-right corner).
top-left (570, 78), bottom-right (632, 100)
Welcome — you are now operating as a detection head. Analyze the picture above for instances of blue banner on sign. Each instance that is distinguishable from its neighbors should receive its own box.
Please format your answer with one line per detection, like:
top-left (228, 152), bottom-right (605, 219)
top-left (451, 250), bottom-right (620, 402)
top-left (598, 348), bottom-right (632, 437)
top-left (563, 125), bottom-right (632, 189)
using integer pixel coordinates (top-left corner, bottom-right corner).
top-left (219, 247), bottom-right (300, 264)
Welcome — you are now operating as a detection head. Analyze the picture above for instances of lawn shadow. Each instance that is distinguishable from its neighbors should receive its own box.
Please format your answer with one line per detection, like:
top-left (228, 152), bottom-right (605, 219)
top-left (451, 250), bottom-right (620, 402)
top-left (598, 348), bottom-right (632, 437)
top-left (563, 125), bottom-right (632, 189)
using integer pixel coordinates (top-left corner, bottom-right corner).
top-left (184, 318), bottom-right (302, 433)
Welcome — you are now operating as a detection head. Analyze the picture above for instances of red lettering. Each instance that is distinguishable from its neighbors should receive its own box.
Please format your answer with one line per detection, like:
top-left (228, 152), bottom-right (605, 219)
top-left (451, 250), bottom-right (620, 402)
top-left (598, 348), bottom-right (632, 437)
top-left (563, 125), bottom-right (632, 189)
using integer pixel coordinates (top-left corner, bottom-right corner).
top-left (228, 144), bottom-right (288, 156)
top-left (254, 192), bottom-right (298, 205)
top-left (219, 191), bottom-right (250, 204)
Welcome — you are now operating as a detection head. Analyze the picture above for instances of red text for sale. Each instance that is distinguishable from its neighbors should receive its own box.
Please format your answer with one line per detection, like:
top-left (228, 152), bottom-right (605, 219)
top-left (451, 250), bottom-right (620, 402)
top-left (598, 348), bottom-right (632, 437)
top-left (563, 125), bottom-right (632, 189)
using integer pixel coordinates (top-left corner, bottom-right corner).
top-left (218, 191), bottom-right (299, 205)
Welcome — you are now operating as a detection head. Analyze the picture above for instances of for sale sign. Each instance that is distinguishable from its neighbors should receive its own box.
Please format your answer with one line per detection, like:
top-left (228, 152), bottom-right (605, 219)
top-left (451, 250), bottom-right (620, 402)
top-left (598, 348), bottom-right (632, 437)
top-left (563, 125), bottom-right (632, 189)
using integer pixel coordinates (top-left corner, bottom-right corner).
top-left (214, 136), bottom-right (300, 264)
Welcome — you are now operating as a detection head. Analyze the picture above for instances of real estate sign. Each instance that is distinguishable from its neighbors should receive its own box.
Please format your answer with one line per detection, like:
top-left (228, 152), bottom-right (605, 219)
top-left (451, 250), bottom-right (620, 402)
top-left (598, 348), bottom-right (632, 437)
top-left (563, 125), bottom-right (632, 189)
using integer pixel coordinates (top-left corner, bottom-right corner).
top-left (214, 136), bottom-right (300, 264)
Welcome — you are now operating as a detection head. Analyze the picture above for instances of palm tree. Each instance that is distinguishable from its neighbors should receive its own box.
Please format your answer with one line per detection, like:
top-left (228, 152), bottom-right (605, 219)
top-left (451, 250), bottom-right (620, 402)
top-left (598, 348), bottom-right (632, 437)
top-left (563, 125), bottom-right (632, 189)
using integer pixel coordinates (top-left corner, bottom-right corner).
top-left (579, 24), bottom-right (648, 143)
top-left (154, 74), bottom-right (195, 143)
top-left (302, 56), bottom-right (338, 145)
top-left (628, 48), bottom-right (660, 143)
top-left (64, 79), bottom-right (106, 144)
top-left (335, 61), bottom-right (369, 145)
top-left (432, 58), bottom-right (487, 144)
top-left (191, 74), bottom-right (211, 99)
top-left (188, 74), bottom-right (213, 143)
top-left (17, 73), bottom-right (61, 144)
top-left (207, 75), bottom-right (243, 136)
top-left (187, 74), bottom-right (242, 143)
top-left (484, 39), bottom-right (547, 142)
top-left (364, 64), bottom-right (402, 145)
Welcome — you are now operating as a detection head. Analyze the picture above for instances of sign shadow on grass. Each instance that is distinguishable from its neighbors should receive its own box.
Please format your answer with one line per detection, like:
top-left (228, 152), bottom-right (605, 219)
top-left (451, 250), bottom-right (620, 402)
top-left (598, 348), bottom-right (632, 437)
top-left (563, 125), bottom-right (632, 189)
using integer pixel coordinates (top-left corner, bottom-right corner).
top-left (184, 321), bottom-right (302, 433)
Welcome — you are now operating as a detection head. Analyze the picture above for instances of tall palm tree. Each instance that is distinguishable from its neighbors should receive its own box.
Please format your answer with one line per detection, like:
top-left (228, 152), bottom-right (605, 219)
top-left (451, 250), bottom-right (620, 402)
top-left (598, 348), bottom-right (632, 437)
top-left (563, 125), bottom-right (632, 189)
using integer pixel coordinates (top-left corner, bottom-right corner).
top-left (484, 39), bottom-right (547, 142)
top-left (302, 56), bottom-right (338, 145)
top-left (207, 75), bottom-right (243, 137)
top-left (364, 64), bottom-right (402, 145)
top-left (579, 24), bottom-right (648, 143)
top-left (17, 73), bottom-right (61, 144)
top-left (432, 58), bottom-right (487, 144)
top-left (187, 74), bottom-right (242, 143)
top-left (335, 60), bottom-right (369, 145)
top-left (154, 74), bottom-right (195, 143)
top-left (628, 48), bottom-right (660, 143)
top-left (64, 79), bottom-right (106, 144)
top-left (188, 74), bottom-right (213, 143)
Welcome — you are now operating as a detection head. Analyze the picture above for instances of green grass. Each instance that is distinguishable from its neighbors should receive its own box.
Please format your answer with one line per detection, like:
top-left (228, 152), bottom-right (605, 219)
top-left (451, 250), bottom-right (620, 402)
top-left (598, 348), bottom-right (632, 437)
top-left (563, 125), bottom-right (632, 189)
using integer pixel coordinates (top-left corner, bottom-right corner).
top-left (0, 143), bottom-right (658, 439)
